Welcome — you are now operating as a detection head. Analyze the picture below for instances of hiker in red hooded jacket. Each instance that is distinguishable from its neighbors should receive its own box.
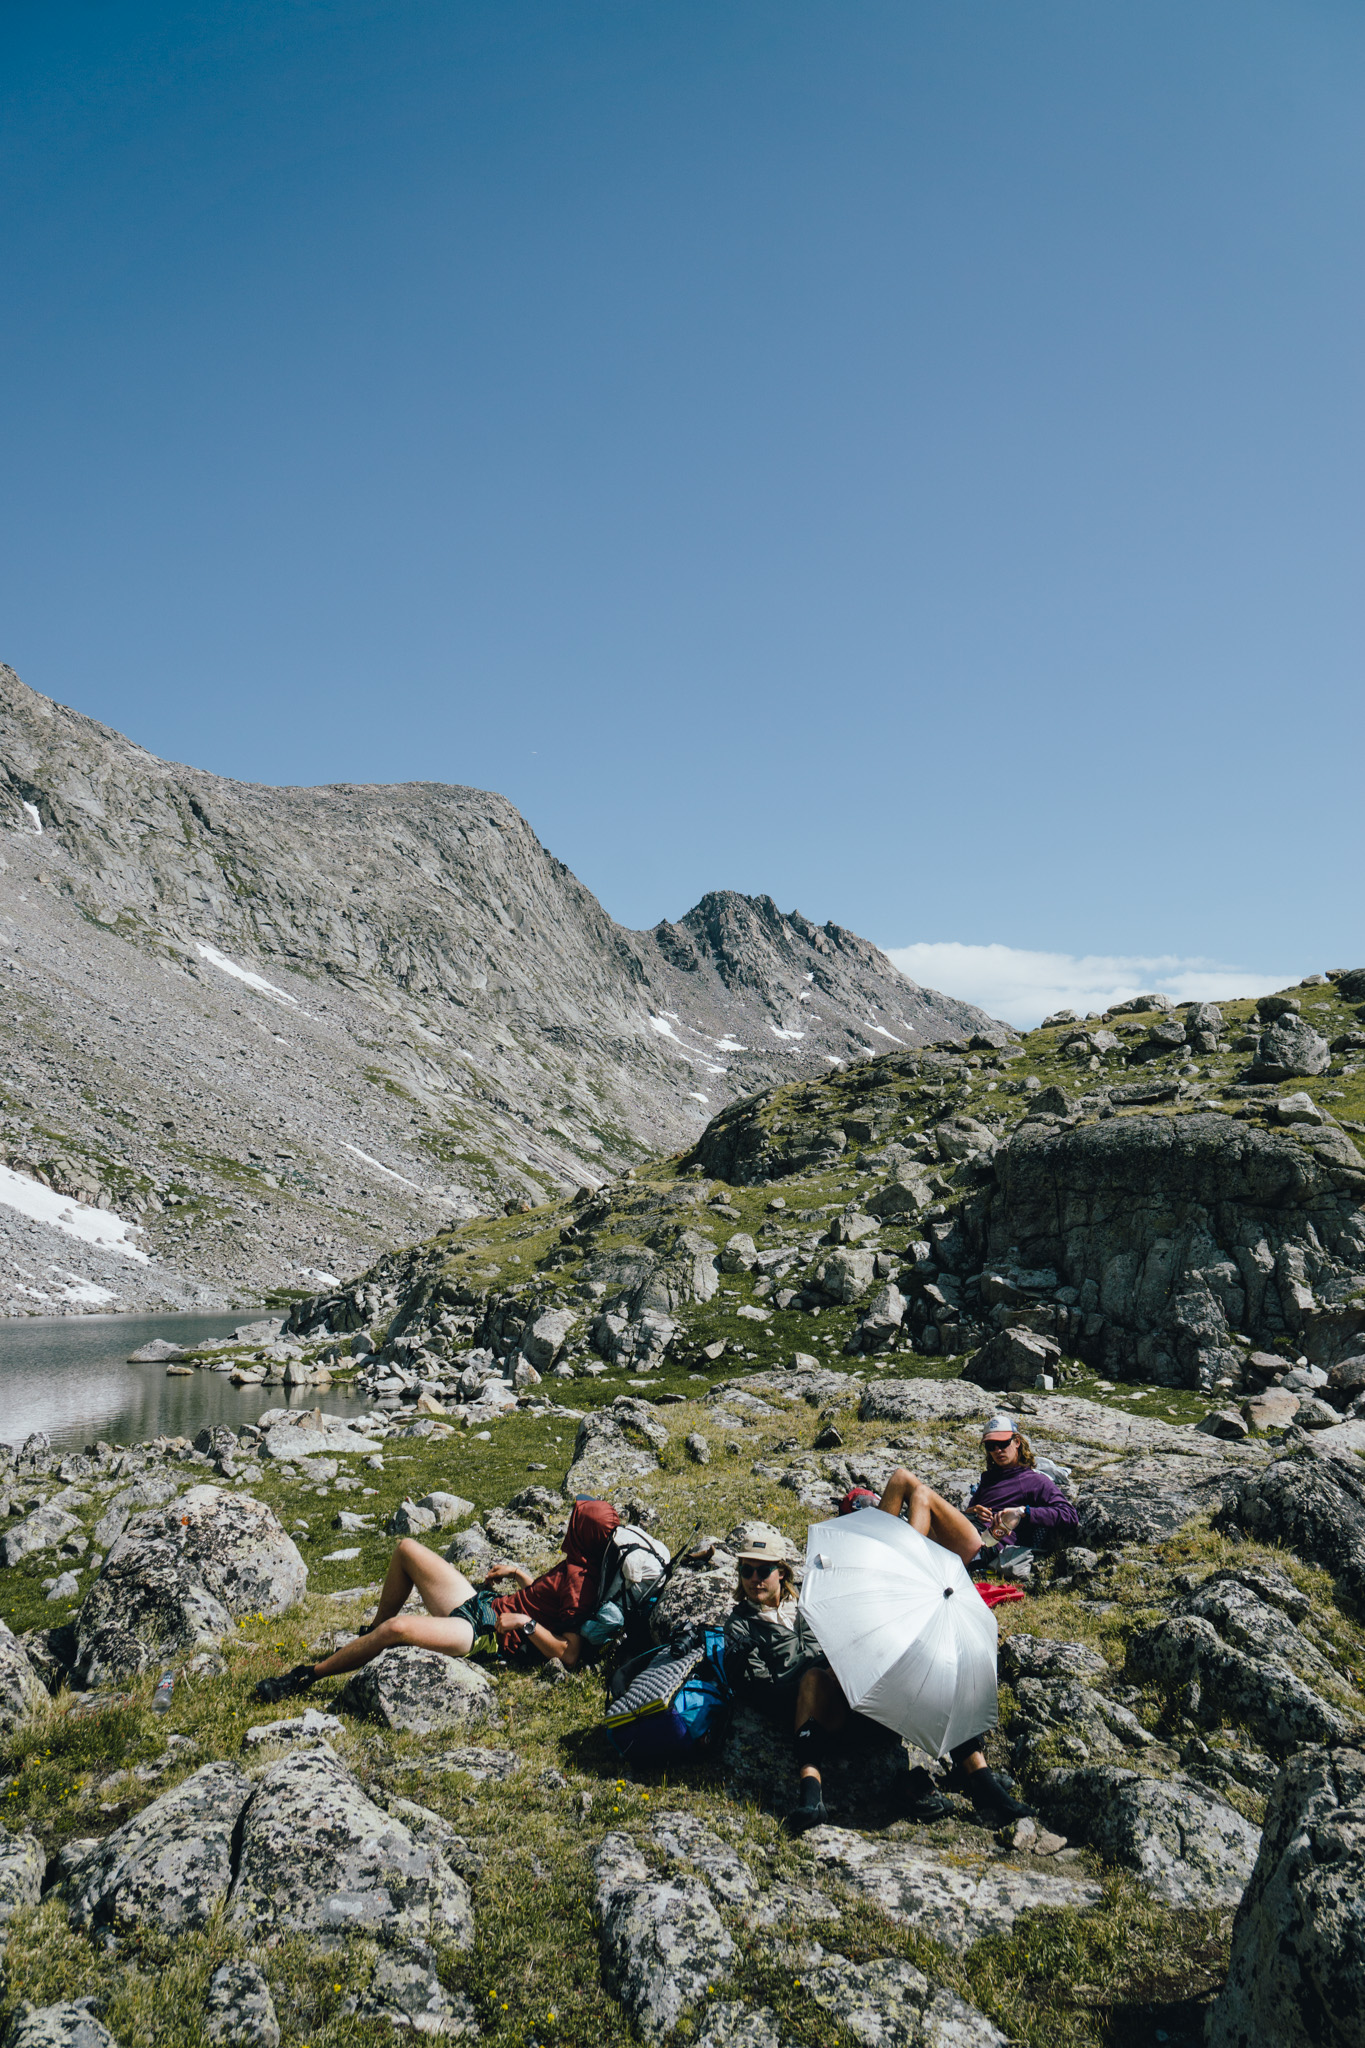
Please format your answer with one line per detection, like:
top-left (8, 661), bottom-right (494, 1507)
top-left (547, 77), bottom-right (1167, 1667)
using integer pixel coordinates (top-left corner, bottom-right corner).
top-left (254, 1498), bottom-right (620, 1703)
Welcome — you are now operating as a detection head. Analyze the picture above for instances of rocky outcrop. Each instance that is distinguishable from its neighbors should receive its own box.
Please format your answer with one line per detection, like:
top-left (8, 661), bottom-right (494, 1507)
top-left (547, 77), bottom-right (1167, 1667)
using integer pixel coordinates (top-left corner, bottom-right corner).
top-left (1, 2006), bottom-right (119, 2048)
top-left (74, 1487), bottom-right (306, 1684)
top-left (1215, 1446), bottom-right (1365, 1607)
top-left (1126, 1615), bottom-right (1362, 1752)
top-left (227, 1745), bottom-right (474, 1948)
top-left (962, 1113), bottom-right (1365, 1389)
top-left (65, 1760), bottom-right (250, 1935)
top-left (0, 1824), bottom-right (44, 1933)
top-left (0, 1625), bottom-right (47, 1736)
top-left (1034, 1766), bottom-right (1261, 1906)
top-left (1207, 1746), bottom-right (1365, 2048)
top-left (204, 1962), bottom-right (280, 2048)
top-left (565, 1398), bottom-right (669, 1497)
top-left (593, 1831), bottom-right (735, 2042)
top-left (801, 1827), bottom-right (1102, 1951)
top-left (335, 1648), bottom-right (499, 1736)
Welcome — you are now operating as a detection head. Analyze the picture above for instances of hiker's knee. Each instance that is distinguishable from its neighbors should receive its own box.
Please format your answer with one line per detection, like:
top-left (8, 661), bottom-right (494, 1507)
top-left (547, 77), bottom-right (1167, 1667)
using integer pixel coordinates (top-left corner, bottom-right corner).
top-left (383, 1614), bottom-right (421, 1646)
top-left (395, 1538), bottom-right (428, 1572)
top-left (559, 1632), bottom-right (582, 1670)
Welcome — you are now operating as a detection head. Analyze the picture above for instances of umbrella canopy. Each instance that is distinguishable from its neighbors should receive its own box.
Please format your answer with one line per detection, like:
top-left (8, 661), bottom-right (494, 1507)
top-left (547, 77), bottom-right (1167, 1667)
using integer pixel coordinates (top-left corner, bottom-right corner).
top-left (797, 1512), bottom-right (998, 1757)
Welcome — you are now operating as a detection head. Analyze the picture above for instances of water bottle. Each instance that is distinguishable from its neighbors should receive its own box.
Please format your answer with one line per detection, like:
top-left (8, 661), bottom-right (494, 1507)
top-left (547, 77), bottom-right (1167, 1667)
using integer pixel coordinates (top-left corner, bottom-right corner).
top-left (152, 1670), bottom-right (175, 1714)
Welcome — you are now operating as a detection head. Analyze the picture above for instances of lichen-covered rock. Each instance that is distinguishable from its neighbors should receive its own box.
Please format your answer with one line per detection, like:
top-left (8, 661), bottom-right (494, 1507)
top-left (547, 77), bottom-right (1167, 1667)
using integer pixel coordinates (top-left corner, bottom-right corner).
top-left (350, 1948), bottom-right (481, 2037)
top-left (0, 1823), bottom-right (44, 1933)
top-left (1127, 1615), bottom-right (1362, 1752)
top-left (1174, 1571), bottom-right (1339, 1687)
top-left (1036, 1765), bottom-right (1261, 1907)
top-left (857, 1380), bottom-right (995, 1426)
top-left (593, 1831), bottom-right (734, 2042)
top-left (970, 1112), bottom-right (1365, 1388)
top-left (1, 2004), bottom-right (119, 2048)
top-left (649, 1811), bottom-right (757, 1908)
top-left (998, 1635), bottom-right (1109, 1686)
top-left (1207, 1745), bottom-right (1365, 2048)
top-left (1249, 1017), bottom-right (1332, 1081)
top-left (204, 1962), bottom-right (280, 2048)
top-left (649, 1551), bottom-right (736, 1642)
top-left (65, 1760), bottom-right (251, 1935)
top-left (227, 1745), bottom-right (474, 1949)
top-left (1, 1504), bottom-right (80, 1568)
top-left (75, 1487), bottom-right (306, 1685)
top-left (801, 1827), bottom-right (1102, 1950)
top-left (0, 1625), bottom-right (48, 1735)
top-left (693, 2005), bottom-right (783, 2048)
top-left (1068, 1454), bottom-right (1246, 1549)
top-left (1216, 1447), bottom-right (1365, 1606)
top-left (802, 1957), bottom-right (1011, 2048)
top-left (565, 1398), bottom-right (668, 1495)
top-left (336, 1647), bottom-right (498, 1735)
top-left (1007, 1674), bottom-right (1160, 1777)
top-left (244, 1706), bottom-right (345, 1747)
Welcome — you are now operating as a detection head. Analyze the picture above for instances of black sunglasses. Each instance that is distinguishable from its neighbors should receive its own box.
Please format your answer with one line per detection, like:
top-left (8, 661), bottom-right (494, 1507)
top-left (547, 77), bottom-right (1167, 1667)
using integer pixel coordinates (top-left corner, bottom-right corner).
top-left (740, 1561), bottom-right (778, 1578)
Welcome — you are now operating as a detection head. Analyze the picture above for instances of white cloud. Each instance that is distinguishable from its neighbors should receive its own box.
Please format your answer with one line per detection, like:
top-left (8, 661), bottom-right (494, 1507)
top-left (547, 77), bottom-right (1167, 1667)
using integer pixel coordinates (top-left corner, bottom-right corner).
top-left (884, 942), bottom-right (1305, 1032)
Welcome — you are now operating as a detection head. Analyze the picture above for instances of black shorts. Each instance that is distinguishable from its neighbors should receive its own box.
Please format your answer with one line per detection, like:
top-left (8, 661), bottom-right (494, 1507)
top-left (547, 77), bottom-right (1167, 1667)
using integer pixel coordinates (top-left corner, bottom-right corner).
top-left (447, 1590), bottom-right (498, 1635)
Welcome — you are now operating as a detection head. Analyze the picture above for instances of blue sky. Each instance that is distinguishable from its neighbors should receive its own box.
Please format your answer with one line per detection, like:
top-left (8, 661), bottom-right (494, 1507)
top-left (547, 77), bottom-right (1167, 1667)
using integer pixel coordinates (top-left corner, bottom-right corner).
top-left (2, 2), bottom-right (1361, 1023)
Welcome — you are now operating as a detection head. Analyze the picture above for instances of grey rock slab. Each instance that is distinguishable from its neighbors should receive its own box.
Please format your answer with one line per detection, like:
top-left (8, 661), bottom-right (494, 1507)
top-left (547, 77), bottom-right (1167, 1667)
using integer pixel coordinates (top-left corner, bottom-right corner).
top-left (1207, 1745), bottom-right (1365, 2048)
top-left (1, 2006), bottom-right (119, 2048)
top-left (694, 2004), bottom-right (784, 2048)
top-left (565, 1398), bottom-right (667, 1495)
top-left (0, 1824), bottom-right (44, 1932)
top-left (244, 1706), bottom-right (345, 1747)
top-left (65, 1759), bottom-right (251, 1935)
top-left (204, 1962), bottom-right (280, 2048)
top-left (593, 1830), bottom-right (735, 2042)
top-left (336, 1646), bottom-right (499, 1736)
top-left (75, 1485), bottom-right (306, 1685)
top-left (1075, 1456), bottom-right (1247, 1547)
top-left (1, 1505), bottom-right (79, 1568)
top-left (1008, 1676), bottom-right (1160, 1777)
top-left (1036, 1765), bottom-right (1261, 1907)
top-left (802, 1827), bottom-right (1102, 1950)
top-left (354, 1947), bottom-right (481, 2037)
top-left (858, 1379), bottom-right (996, 1425)
top-left (1217, 1446), bottom-right (1365, 1606)
top-left (649, 1809), bottom-right (758, 1907)
top-left (1126, 1615), bottom-right (1363, 1751)
top-left (412, 1746), bottom-right (521, 1783)
top-left (0, 1629), bottom-right (48, 1735)
top-left (998, 1634), bottom-right (1109, 1685)
top-left (227, 1744), bottom-right (473, 1948)
top-left (263, 1424), bottom-right (383, 1461)
top-left (1174, 1574), bottom-right (1340, 1688)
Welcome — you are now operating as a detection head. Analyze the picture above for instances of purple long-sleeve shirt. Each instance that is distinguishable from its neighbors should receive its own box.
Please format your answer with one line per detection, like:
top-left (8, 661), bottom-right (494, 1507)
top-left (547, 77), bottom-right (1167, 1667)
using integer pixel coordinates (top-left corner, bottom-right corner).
top-left (968, 1463), bottom-right (1079, 1535)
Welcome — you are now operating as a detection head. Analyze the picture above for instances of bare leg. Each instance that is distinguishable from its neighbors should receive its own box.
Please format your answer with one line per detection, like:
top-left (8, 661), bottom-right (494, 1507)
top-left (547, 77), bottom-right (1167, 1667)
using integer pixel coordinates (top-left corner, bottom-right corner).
top-left (878, 1467), bottom-right (982, 1563)
top-left (311, 1609), bottom-right (478, 1678)
top-left (309, 1540), bottom-right (479, 1679)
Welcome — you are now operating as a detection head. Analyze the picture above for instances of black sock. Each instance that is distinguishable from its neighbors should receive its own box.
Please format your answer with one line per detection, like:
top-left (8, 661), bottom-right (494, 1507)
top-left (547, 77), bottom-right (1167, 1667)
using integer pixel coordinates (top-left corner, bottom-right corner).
top-left (797, 1774), bottom-right (823, 1809)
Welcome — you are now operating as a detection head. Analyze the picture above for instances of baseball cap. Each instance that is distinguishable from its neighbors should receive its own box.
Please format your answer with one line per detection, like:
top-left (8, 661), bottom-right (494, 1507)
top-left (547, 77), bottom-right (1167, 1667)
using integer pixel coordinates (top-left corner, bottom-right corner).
top-left (836, 1487), bottom-right (880, 1515)
top-left (982, 1413), bottom-right (1018, 1441)
top-left (734, 1534), bottom-right (786, 1565)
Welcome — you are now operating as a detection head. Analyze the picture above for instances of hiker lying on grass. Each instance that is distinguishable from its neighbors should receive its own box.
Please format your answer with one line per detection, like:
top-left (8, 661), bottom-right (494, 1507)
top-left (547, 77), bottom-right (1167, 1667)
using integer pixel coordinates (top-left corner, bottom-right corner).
top-left (725, 1488), bottom-right (1031, 1835)
top-left (966, 1413), bottom-right (1079, 1549)
top-left (254, 1499), bottom-right (620, 1704)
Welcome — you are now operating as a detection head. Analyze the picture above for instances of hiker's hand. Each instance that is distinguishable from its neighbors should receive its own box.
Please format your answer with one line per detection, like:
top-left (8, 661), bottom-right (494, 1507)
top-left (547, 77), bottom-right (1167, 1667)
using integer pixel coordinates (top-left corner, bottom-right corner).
top-left (493, 1611), bottom-right (535, 1637)
top-left (968, 1506), bottom-right (992, 1527)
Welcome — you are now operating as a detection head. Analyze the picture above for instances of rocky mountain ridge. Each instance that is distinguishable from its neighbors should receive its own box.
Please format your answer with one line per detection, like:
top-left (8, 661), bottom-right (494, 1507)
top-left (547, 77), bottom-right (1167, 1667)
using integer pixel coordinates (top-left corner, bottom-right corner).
top-left (0, 666), bottom-right (995, 1315)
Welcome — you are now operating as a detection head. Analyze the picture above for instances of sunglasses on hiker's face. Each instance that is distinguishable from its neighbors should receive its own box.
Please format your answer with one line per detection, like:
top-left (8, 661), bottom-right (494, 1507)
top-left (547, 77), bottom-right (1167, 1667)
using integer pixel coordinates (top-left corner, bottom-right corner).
top-left (740, 1562), bottom-right (778, 1580)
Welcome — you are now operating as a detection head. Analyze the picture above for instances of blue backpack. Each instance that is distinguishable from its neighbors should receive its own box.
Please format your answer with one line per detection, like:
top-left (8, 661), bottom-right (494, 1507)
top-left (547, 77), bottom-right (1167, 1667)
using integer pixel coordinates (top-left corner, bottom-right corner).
top-left (603, 1625), bottom-right (733, 1765)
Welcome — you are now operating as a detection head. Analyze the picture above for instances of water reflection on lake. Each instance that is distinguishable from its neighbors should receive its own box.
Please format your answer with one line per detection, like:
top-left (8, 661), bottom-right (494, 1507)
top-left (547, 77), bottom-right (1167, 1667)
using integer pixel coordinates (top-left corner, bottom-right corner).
top-left (0, 1312), bottom-right (372, 1452)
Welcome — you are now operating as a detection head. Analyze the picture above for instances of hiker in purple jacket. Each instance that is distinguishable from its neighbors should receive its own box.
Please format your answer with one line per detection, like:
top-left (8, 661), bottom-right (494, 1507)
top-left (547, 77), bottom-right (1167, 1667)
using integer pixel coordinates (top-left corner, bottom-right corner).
top-left (967, 1413), bottom-right (1079, 1549)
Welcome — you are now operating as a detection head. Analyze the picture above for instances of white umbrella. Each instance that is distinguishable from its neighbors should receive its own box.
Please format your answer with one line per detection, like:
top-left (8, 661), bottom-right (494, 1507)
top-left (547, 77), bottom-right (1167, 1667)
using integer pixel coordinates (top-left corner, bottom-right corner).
top-left (797, 1512), bottom-right (998, 1757)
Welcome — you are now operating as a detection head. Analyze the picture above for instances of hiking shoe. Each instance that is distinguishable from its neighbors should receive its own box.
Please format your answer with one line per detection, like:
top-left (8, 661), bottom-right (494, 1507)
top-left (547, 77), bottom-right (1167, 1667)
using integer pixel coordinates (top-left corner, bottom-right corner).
top-left (898, 1767), bottom-right (949, 1823)
top-left (784, 1797), bottom-right (830, 1836)
top-left (967, 1770), bottom-right (1035, 1825)
top-left (252, 1663), bottom-right (317, 1705)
